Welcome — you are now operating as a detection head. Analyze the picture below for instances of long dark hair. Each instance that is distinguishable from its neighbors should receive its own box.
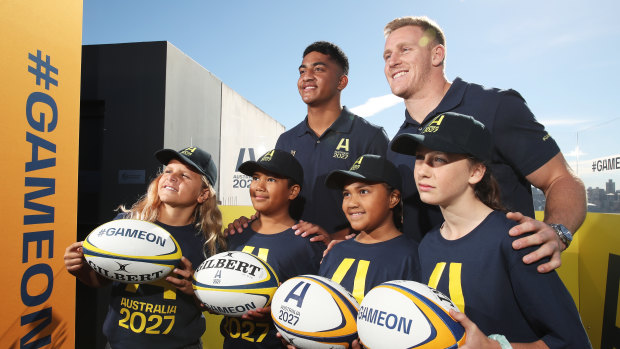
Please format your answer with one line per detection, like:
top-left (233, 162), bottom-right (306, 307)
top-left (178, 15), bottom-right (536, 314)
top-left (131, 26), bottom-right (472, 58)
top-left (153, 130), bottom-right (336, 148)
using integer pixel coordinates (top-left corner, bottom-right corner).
top-left (471, 159), bottom-right (506, 212)
top-left (385, 184), bottom-right (404, 231)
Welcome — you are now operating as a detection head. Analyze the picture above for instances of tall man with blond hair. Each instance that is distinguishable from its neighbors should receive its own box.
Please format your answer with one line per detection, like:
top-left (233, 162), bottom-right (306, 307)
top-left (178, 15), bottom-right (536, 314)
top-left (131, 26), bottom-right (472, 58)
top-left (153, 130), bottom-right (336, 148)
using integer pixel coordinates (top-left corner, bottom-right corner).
top-left (383, 16), bottom-right (586, 273)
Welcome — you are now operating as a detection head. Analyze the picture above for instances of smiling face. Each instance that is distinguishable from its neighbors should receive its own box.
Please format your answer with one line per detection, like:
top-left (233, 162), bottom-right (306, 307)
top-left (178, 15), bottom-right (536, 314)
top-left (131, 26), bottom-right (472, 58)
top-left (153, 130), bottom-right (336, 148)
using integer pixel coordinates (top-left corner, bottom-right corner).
top-left (383, 25), bottom-right (440, 100)
top-left (250, 170), bottom-right (299, 216)
top-left (342, 181), bottom-right (399, 234)
top-left (158, 159), bottom-right (208, 209)
top-left (414, 146), bottom-right (485, 208)
top-left (298, 51), bottom-right (347, 107)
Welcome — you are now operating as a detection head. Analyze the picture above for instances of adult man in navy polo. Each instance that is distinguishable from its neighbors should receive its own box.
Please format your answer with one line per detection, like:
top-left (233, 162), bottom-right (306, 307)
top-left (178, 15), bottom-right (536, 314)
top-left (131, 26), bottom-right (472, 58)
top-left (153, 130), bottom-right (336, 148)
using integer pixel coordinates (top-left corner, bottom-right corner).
top-left (229, 41), bottom-right (388, 241)
top-left (278, 41), bottom-right (389, 241)
top-left (383, 16), bottom-right (586, 272)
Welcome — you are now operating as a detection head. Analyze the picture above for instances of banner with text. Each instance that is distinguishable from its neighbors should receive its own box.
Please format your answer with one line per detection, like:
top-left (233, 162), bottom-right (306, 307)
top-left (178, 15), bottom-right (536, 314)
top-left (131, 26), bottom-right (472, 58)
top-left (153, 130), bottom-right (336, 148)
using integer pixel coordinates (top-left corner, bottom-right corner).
top-left (0, 1), bottom-right (83, 348)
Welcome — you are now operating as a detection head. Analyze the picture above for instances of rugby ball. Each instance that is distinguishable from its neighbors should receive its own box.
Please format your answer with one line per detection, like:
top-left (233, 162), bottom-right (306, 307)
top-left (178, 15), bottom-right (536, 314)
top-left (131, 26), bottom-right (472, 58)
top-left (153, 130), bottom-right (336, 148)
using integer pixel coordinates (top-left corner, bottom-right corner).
top-left (82, 219), bottom-right (182, 284)
top-left (357, 280), bottom-right (466, 349)
top-left (193, 251), bottom-right (279, 317)
top-left (271, 275), bottom-right (359, 349)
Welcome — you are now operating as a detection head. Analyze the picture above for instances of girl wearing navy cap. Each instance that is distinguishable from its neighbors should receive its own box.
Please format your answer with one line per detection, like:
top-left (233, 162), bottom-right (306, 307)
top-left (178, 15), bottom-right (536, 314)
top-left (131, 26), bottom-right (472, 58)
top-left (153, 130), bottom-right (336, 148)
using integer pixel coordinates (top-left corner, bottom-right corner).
top-left (64, 146), bottom-right (225, 349)
top-left (320, 154), bottom-right (420, 300)
top-left (391, 112), bottom-right (590, 348)
top-left (305, 154), bottom-right (420, 349)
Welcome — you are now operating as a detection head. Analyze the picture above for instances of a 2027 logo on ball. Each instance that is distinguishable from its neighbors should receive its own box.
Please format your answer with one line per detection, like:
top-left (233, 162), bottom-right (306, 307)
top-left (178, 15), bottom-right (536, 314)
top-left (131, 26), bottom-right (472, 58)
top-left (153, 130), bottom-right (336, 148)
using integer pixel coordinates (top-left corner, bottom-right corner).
top-left (271, 275), bottom-right (359, 349)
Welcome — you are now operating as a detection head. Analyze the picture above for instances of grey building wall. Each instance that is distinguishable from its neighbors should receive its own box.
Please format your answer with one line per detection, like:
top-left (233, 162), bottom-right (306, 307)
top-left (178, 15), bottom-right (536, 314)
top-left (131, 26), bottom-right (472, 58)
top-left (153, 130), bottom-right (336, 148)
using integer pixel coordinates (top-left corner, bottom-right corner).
top-left (164, 43), bottom-right (222, 192)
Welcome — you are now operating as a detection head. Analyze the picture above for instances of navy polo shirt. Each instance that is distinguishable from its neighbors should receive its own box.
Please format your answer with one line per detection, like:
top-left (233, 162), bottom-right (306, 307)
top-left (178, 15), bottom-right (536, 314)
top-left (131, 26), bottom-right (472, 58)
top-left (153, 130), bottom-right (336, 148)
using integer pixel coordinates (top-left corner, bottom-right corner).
top-left (276, 107), bottom-right (389, 235)
top-left (388, 77), bottom-right (560, 242)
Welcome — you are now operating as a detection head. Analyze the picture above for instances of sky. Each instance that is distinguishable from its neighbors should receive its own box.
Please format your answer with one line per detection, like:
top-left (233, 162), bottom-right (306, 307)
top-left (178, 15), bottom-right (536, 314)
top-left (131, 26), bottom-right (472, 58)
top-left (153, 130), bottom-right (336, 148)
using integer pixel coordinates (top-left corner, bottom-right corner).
top-left (82, 0), bottom-right (620, 189)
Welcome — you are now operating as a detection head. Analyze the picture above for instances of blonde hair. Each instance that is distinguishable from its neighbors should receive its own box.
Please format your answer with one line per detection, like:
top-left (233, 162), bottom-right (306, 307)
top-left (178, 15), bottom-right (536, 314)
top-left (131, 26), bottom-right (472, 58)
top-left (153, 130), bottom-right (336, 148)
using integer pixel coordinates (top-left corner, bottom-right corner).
top-left (384, 16), bottom-right (446, 47)
top-left (119, 171), bottom-right (226, 257)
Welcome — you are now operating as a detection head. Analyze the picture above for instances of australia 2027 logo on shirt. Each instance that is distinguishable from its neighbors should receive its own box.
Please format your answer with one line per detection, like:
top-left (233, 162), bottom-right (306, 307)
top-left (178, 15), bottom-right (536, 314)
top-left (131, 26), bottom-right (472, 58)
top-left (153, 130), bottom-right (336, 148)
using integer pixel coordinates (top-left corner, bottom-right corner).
top-left (333, 138), bottom-right (350, 159)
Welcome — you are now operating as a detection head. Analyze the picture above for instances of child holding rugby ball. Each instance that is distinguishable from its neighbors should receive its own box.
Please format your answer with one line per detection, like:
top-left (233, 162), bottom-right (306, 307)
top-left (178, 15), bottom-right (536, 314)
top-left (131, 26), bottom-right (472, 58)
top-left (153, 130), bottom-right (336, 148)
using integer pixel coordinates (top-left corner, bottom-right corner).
top-left (320, 154), bottom-right (420, 303)
top-left (222, 149), bottom-right (325, 349)
top-left (64, 146), bottom-right (225, 349)
top-left (391, 112), bottom-right (591, 348)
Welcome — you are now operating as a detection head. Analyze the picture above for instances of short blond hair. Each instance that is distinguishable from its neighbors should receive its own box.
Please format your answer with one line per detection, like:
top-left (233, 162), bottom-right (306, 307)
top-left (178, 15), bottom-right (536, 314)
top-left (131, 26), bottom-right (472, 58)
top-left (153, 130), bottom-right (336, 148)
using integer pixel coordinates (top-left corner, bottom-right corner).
top-left (384, 16), bottom-right (446, 47)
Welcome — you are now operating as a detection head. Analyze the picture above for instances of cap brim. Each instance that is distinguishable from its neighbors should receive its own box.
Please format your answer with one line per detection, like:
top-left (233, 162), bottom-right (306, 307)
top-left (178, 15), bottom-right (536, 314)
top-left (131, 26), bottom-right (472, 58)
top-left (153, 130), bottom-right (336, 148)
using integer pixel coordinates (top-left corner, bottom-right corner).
top-left (391, 134), bottom-right (425, 156)
top-left (238, 161), bottom-right (293, 180)
top-left (154, 149), bottom-right (206, 177)
top-left (391, 133), bottom-right (472, 156)
top-left (237, 161), bottom-right (263, 177)
top-left (325, 170), bottom-right (384, 189)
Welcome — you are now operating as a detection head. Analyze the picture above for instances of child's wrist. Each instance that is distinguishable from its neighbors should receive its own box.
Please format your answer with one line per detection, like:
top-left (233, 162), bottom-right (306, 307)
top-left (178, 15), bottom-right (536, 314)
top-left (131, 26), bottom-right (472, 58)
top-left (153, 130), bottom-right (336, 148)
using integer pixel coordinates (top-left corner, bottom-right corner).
top-left (488, 334), bottom-right (512, 349)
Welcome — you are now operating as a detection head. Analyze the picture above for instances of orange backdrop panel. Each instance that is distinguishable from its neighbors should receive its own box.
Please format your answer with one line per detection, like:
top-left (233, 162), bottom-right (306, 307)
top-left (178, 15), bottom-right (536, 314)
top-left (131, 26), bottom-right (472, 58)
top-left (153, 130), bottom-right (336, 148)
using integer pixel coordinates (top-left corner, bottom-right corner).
top-left (0, 1), bottom-right (83, 348)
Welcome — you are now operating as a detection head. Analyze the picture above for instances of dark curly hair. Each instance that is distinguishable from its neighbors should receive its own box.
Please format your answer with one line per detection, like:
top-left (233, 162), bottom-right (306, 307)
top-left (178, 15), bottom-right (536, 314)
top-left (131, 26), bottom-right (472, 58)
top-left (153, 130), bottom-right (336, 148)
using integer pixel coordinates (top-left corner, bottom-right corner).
top-left (303, 41), bottom-right (349, 75)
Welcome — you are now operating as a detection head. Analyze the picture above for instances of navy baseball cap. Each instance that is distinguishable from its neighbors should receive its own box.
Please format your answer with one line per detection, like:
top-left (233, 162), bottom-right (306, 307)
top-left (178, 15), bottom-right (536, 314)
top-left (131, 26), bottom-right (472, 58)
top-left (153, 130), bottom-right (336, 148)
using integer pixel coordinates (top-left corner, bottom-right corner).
top-left (325, 154), bottom-right (402, 191)
top-left (155, 146), bottom-right (217, 186)
top-left (238, 149), bottom-right (304, 186)
top-left (391, 112), bottom-right (493, 161)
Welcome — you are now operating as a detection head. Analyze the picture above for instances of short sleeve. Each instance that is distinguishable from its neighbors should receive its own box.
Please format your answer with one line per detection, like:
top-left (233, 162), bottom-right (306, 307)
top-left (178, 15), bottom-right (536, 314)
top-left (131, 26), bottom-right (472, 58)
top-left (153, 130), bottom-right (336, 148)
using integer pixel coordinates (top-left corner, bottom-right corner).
top-left (366, 128), bottom-right (389, 157)
top-left (492, 90), bottom-right (560, 177)
top-left (274, 133), bottom-right (286, 151)
top-left (503, 238), bottom-right (591, 348)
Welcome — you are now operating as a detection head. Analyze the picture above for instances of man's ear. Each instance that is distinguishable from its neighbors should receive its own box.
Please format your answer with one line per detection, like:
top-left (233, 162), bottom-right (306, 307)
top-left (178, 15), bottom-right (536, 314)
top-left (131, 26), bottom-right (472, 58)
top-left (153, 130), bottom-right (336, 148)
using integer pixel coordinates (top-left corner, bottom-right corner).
top-left (431, 44), bottom-right (446, 67)
top-left (337, 74), bottom-right (348, 90)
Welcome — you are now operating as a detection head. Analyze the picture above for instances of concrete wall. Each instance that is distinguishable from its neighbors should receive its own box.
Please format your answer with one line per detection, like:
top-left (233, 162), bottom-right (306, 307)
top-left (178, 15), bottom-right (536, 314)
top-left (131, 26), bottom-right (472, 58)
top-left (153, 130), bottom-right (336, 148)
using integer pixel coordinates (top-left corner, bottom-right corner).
top-left (164, 43), bottom-right (222, 191)
top-left (219, 83), bottom-right (285, 205)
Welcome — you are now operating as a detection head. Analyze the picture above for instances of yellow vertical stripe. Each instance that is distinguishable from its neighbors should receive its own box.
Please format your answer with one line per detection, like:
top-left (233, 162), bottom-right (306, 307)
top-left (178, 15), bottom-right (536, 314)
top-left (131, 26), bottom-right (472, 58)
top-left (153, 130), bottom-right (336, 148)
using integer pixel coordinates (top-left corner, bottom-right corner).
top-left (449, 263), bottom-right (465, 312)
top-left (428, 262), bottom-right (446, 288)
top-left (124, 280), bottom-right (176, 300)
top-left (353, 260), bottom-right (370, 303)
top-left (241, 245), bottom-right (269, 262)
top-left (163, 287), bottom-right (176, 299)
top-left (125, 283), bottom-right (139, 293)
top-left (152, 279), bottom-right (177, 300)
top-left (331, 258), bottom-right (355, 283)
top-left (257, 248), bottom-right (269, 262)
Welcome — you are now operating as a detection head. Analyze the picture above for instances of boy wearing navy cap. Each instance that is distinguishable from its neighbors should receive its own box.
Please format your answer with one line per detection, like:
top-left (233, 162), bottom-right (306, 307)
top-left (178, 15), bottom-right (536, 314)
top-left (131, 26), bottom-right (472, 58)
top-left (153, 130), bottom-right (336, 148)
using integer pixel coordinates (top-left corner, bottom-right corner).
top-left (319, 154), bottom-right (420, 304)
top-left (220, 149), bottom-right (325, 349)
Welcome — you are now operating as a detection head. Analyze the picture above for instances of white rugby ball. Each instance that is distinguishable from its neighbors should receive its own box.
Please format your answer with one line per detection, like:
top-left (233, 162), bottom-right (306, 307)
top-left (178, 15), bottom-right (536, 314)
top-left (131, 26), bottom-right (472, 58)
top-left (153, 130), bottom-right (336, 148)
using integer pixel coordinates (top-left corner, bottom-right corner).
top-left (357, 280), bottom-right (466, 349)
top-left (82, 219), bottom-right (182, 284)
top-left (271, 275), bottom-right (359, 349)
top-left (193, 251), bottom-right (279, 317)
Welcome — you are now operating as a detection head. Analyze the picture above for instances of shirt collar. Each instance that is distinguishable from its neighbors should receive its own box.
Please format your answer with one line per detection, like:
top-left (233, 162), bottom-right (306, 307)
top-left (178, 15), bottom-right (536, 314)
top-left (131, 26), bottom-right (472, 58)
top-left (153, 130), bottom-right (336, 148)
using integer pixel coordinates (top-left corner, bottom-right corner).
top-left (398, 77), bottom-right (468, 131)
top-left (433, 77), bottom-right (466, 115)
top-left (295, 106), bottom-right (355, 137)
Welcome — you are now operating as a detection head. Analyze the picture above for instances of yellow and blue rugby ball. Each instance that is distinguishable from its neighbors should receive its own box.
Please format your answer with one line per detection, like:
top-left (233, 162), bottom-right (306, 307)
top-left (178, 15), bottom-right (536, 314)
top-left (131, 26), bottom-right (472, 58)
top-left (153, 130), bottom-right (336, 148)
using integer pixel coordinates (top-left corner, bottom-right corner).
top-left (193, 251), bottom-right (279, 317)
top-left (271, 275), bottom-right (359, 349)
top-left (357, 280), bottom-right (466, 349)
top-left (82, 219), bottom-right (182, 284)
